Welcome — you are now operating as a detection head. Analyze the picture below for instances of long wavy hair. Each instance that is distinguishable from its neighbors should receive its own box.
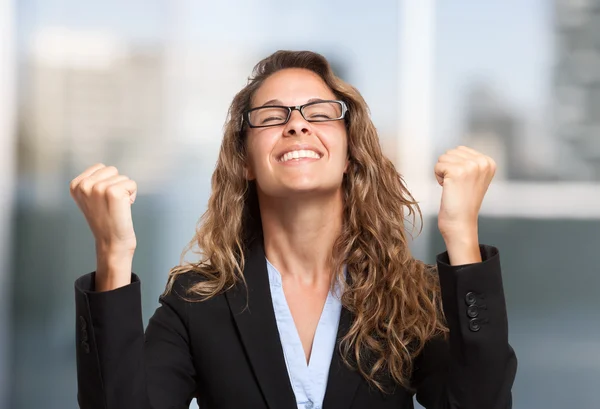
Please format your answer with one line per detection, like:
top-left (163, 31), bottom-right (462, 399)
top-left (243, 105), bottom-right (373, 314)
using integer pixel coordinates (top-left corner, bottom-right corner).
top-left (165, 50), bottom-right (448, 391)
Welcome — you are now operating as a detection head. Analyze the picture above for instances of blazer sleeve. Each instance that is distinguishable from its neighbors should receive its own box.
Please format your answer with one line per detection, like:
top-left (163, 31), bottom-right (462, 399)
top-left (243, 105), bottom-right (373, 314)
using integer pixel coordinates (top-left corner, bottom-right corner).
top-left (74, 272), bottom-right (197, 409)
top-left (411, 245), bottom-right (517, 409)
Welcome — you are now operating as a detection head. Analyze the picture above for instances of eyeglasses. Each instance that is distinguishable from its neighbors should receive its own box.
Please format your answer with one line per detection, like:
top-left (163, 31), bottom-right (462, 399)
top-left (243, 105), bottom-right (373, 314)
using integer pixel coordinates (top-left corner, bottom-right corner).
top-left (243, 100), bottom-right (348, 128)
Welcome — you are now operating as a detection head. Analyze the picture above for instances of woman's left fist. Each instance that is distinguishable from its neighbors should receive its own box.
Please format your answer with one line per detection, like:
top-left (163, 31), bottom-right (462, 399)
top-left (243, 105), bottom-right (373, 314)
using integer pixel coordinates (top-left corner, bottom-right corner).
top-left (434, 146), bottom-right (496, 239)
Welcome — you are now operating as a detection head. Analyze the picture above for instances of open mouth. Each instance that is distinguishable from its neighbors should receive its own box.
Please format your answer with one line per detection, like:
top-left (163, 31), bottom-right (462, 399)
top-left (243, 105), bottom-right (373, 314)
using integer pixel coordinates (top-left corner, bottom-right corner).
top-left (278, 149), bottom-right (322, 163)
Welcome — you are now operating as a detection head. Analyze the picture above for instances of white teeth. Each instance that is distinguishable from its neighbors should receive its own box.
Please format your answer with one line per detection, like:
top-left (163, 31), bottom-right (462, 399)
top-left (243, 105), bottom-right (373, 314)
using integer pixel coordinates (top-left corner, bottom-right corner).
top-left (279, 149), bottom-right (321, 163)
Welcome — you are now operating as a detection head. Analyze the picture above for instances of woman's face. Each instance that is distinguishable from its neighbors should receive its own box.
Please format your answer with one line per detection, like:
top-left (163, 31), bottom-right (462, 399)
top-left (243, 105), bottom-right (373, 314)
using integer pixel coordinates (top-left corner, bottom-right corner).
top-left (245, 68), bottom-right (349, 199)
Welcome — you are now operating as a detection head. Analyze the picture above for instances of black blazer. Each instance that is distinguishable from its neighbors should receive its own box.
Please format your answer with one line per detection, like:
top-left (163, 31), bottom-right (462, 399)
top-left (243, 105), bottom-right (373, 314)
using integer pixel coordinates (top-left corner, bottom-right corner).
top-left (74, 239), bottom-right (517, 409)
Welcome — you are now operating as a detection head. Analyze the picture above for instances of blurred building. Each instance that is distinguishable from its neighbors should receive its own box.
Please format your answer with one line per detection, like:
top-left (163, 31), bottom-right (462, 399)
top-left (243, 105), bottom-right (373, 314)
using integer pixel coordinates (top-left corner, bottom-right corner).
top-left (460, 82), bottom-right (520, 180)
top-left (460, 81), bottom-right (562, 181)
top-left (554, 0), bottom-right (600, 181)
top-left (12, 27), bottom-right (170, 409)
top-left (18, 27), bottom-right (167, 204)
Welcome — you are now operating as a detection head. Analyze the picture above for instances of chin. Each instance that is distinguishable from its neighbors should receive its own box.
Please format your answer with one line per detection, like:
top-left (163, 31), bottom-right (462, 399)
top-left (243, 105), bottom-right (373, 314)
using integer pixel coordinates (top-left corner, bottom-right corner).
top-left (281, 182), bottom-right (342, 198)
top-left (257, 175), bottom-right (344, 199)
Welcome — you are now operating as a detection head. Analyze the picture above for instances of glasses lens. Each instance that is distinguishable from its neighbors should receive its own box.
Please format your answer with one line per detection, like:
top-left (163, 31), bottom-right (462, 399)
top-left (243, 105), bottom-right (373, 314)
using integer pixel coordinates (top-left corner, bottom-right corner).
top-left (302, 101), bottom-right (343, 121)
top-left (248, 107), bottom-right (289, 127)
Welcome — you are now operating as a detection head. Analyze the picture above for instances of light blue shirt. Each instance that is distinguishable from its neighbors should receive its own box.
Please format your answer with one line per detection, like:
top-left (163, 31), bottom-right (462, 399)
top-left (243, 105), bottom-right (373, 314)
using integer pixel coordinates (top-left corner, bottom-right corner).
top-left (266, 259), bottom-right (345, 409)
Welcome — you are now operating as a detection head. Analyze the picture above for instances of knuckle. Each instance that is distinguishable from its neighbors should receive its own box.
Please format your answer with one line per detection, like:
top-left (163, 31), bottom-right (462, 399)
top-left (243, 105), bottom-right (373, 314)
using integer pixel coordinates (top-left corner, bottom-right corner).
top-left (454, 167), bottom-right (466, 177)
top-left (465, 161), bottom-right (478, 172)
top-left (80, 179), bottom-right (94, 195)
top-left (440, 153), bottom-right (452, 162)
top-left (91, 182), bottom-right (105, 197)
top-left (476, 158), bottom-right (488, 169)
top-left (485, 158), bottom-right (496, 172)
top-left (105, 166), bottom-right (119, 175)
top-left (105, 185), bottom-right (121, 199)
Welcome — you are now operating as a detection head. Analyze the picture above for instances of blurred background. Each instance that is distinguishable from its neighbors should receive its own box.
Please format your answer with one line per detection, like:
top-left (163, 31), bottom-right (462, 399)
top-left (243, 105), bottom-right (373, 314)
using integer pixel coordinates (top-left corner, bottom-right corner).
top-left (1, 0), bottom-right (599, 408)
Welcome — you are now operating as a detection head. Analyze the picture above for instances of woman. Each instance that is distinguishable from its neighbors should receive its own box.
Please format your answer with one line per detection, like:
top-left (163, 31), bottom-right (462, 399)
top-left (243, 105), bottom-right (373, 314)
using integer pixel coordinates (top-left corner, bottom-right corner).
top-left (71, 50), bottom-right (517, 409)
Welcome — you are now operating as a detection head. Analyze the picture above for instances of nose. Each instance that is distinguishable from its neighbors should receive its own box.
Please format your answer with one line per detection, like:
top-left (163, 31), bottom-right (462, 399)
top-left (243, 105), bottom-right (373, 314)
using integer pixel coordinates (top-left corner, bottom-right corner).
top-left (283, 109), bottom-right (311, 137)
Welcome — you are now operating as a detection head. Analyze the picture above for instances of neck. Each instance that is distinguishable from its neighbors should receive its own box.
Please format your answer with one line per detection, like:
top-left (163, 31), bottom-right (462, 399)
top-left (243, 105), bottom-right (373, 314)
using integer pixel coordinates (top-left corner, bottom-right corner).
top-left (258, 189), bottom-right (344, 286)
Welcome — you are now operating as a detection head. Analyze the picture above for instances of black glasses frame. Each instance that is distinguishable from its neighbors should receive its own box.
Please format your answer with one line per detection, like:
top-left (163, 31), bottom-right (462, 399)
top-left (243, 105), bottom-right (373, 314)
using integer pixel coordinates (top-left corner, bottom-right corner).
top-left (243, 100), bottom-right (348, 128)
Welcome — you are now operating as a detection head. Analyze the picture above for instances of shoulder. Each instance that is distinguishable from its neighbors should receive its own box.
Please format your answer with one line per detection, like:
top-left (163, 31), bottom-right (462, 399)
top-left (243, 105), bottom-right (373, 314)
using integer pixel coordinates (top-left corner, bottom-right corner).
top-left (161, 269), bottom-right (210, 303)
top-left (160, 269), bottom-right (236, 332)
top-left (161, 267), bottom-right (236, 311)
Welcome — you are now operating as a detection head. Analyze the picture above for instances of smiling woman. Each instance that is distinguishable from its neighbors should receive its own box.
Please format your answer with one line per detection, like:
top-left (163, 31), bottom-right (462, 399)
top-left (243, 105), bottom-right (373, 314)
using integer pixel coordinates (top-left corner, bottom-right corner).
top-left (243, 69), bottom-right (350, 198)
top-left (71, 50), bottom-right (516, 409)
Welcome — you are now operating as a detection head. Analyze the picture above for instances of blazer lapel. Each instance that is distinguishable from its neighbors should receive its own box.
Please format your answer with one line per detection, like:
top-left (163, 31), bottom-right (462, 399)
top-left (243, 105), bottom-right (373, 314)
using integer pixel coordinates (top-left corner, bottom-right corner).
top-left (322, 293), bottom-right (362, 408)
top-left (225, 238), bottom-right (296, 409)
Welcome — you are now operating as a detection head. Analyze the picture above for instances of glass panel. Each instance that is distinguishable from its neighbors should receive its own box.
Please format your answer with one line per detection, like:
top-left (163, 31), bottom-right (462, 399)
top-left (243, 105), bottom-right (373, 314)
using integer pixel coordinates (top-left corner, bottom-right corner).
top-left (434, 0), bottom-right (600, 182)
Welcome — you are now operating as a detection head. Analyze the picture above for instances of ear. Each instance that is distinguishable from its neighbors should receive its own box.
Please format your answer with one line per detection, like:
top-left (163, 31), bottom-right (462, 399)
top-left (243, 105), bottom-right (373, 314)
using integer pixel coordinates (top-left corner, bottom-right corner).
top-left (244, 164), bottom-right (256, 181)
top-left (343, 156), bottom-right (350, 174)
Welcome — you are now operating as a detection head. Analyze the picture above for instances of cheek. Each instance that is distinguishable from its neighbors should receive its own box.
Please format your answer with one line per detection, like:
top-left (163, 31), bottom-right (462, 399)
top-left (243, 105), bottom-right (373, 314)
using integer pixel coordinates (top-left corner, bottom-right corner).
top-left (339, 135), bottom-right (350, 171)
top-left (332, 131), bottom-right (349, 163)
top-left (323, 139), bottom-right (348, 175)
top-left (244, 137), bottom-right (261, 176)
top-left (246, 133), bottom-right (275, 171)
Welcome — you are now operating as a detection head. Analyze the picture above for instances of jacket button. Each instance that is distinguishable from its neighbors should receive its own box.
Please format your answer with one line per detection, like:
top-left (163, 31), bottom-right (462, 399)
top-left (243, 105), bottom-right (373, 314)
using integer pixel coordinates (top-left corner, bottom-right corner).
top-left (82, 341), bottom-right (90, 354)
top-left (81, 328), bottom-right (88, 342)
top-left (469, 318), bottom-right (481, 332)
top-left (467, 305), bottom-right (479, 318)
top-left (79, 316), bottom-right (87, 329)
top-left (465, 292), bottom-right (477, 305)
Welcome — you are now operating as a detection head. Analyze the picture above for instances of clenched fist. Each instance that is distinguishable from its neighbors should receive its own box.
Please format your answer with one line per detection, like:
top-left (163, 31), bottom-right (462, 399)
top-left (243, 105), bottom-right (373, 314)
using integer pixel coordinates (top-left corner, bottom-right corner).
top-left (70, 164), bottom-right (138, 290)
top-left (434, 146), bottom-right (496, 239)
top-left (434, 146), bottom-right (496, 265)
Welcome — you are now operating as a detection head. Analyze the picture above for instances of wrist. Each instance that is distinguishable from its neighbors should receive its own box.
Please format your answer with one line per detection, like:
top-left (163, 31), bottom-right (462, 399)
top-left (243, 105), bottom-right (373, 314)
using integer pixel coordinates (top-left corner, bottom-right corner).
top-left (442, 229), bottom-right (481, 266)
top-left (439, 219), bottom-right (477, 242)
top-left (95, 240), bottom-right (136, 259)
top-left (95, 245), bottom-right (134, 291)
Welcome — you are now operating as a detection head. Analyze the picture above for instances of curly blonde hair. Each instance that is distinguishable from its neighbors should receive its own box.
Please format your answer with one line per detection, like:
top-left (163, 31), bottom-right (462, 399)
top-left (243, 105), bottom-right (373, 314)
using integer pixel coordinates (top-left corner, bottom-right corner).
top-left (165, 50), bottom-right (448, 391)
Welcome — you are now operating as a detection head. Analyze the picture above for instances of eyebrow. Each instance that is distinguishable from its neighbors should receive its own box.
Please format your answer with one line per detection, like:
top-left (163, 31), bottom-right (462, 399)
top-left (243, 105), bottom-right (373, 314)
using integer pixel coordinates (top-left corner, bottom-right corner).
top-left (259, 97), bottom-right (327, 107)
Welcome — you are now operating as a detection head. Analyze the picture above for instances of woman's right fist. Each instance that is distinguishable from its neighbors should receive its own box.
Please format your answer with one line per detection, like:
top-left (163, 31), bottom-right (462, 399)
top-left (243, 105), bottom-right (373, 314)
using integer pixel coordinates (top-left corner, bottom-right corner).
top-left (70, 164), bottom-right (138, 255)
